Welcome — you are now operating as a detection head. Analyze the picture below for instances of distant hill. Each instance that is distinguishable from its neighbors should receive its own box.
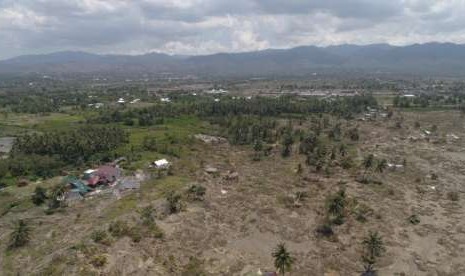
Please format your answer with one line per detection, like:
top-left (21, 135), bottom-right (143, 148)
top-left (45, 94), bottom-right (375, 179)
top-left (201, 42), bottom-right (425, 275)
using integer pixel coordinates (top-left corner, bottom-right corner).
top-left (2, 43), bottom-right (465, 77)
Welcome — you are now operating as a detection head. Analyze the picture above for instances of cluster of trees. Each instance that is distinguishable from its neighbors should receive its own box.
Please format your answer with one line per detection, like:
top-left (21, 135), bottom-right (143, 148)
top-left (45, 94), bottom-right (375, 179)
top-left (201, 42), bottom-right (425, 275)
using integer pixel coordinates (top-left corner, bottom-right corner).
top-left (0, 88), bottom-right (84, 114)
top-left (359, 154), bottom-right (389, 184)
top-left (89, 94), bottom-right (377, 125)
top-left (393, 93), bottom-right (465, 108)
top-left (12, 126), bottom-right (128, 165)
top-left (0, 154), bottom-right (65, 179)
top-left (218, 116), bottom-right (278, 145)
top-left (0, 126), bottom-right (128, 181)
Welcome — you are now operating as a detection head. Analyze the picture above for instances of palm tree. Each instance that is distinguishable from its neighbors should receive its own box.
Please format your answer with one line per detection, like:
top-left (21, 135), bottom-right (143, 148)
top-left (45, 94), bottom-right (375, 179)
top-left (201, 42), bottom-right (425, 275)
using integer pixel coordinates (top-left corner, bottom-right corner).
top-left (48, 183), bottom-right (67, 209)
top-left (327, 190), bottom-right (346, 224)
top-left (362, 154), bottom-right (375, 179)
top-left (361, 231), bottom-right (385, 274)
top-left (9, 219), bottom-right (31, 249)
top-left (375, 159), bottom-right (387, 174)
top-left (272, 243), bottom-right (294, 275)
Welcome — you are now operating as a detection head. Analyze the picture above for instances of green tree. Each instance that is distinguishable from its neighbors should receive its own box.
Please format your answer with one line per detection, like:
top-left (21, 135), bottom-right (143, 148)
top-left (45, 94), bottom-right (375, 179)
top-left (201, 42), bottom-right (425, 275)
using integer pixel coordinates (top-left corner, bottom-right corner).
top-left (139, 205), bottom-right (155, 226)
top-left (253, 139), bottom-right (263, 161)
top-left (362, 154), bottom-right (375, 178)
top-left (167, 191), bottom-right (182, 214)
top-left (272, 243), bottom-right (294, 275)
top-left (375, 159), bottom-right (387, 174)
top-left (361, 231), bottom-right (385, 274)
top-left (327, 189), bottom-right (347, 224)
top-left (281, 132), bottom-right (294, 158)
top-left (8, 220), bottom-right (31, 250)
top-left (48, 183), bottom-right (67, 210)
top-left (187, 185), bottom-right (206, 201)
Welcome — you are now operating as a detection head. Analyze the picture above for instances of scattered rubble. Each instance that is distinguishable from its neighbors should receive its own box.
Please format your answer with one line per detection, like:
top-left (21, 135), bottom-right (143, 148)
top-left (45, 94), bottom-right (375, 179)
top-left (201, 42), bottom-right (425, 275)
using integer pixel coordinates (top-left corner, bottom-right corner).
top-left (205, 166), bottom-right (219, 174)
top-left (195, 134), bottom-right (227, 144)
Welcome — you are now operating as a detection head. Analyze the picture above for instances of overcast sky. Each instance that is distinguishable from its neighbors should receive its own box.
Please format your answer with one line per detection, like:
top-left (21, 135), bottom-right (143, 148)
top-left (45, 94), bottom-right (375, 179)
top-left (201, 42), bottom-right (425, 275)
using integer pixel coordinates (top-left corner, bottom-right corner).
top-left (1, 0), bottom-right (465, 59)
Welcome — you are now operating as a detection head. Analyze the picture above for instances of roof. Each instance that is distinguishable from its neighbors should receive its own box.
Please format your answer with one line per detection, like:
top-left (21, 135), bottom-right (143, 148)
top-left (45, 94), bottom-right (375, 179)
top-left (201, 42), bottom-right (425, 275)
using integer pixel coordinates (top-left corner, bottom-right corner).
top-left (86, 175), bottom-right (100, 186)
top-left (64, 176), bottom-right (92, 193)
top-left (117, 177), bottom-right (140, 190)
top-left (154, 159), bottom-right (170, 167)
top-left (96, 165), bottom-right (121, 181)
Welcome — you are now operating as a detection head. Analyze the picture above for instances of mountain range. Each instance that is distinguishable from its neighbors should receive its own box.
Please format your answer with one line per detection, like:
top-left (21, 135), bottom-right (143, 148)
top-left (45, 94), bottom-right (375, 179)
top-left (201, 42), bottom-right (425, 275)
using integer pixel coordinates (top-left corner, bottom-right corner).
top-left (2, 43), bottom-right (465, 77)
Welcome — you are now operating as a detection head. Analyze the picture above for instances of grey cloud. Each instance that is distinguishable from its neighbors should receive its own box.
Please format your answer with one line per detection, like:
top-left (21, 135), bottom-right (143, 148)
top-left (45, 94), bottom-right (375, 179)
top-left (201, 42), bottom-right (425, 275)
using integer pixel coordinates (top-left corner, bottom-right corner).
top-left (1, 0), bottom-right (465, 59)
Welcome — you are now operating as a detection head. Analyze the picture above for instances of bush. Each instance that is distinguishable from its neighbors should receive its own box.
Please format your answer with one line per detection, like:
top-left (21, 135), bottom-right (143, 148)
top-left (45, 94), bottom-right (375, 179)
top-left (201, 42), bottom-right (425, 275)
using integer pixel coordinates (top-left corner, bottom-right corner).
top-left (128, 226), bottom-right (142, 243)
top-left (166, 191), bottom-right (182, 214)
top-left (447, 191), bottom-right (460, 202)
top-left (108, 220), bottom-right (130, 237)
top-left (341, 156), bottom-right (354, 169)
top-left (187, 185), bottom-right (206, 201)
top-left (90, 254), bottom-right (107, 268)
top-left (47, 183), bottom-right (68, 210)
top-left (181, 257), bottom-right (206, 276)
top-left (8, 219), bottom-right (31, 250)
top-left (31, 186), bottom-right (48, 206)
top-left (139, 205), bottom-right (155, 226)
top-left (91, 230), bottom-right (112, 246)
top-left (149, 224), bottom-right (165, 239)
top-left (316, 224), bottom-right (334, 237)
top-left (332, 215), bottom-right (345, 225)
top-left (327, 189), bottom-right (347, 224)
top-left (408, 214), bottom-right (420, 225)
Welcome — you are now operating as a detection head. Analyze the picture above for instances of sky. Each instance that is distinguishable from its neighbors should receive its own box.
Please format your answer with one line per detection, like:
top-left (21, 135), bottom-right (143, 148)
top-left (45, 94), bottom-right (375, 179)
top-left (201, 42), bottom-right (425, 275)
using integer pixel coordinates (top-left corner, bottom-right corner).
top-left (1, 0), bottom-right (465, 59)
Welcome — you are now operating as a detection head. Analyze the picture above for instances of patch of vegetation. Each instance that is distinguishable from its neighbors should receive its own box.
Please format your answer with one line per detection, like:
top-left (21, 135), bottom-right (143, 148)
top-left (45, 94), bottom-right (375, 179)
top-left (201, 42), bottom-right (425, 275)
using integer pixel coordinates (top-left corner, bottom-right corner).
top-left (181, 257), bottom-right (206, 276)
top-left (90, 254), bottom-right (107, 268)
top-left (31, 186), bottom-right (48, 206)
top-left (91, 230), bottom-right (112, 246)
top-left (316, 223), bottom-right (334, 238)
top-left (326, 189), bottom-right (347, 225)
top-left (361, 231), bottom-right (385, 275)
top-left (8, 219), bottom-right (31, 250)
top-left (447, 191), bottom-right (460, 201)
top-left (166, 191), bottom-right (183, 214)
top-left (187, 185), bottom-right (206, 201)
top-left (408, 214), bottom-right (420, 225)
top-left (272, 243), bottom-right (295, 275)
top-left (108, 220), bottom-right (131, 238)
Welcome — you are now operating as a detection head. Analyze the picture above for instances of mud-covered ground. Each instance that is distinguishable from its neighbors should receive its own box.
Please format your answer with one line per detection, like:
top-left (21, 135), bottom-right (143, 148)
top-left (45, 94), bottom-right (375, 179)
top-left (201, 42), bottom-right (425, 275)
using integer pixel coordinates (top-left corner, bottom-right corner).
top-left (1, 110), bottom-right (464, 276)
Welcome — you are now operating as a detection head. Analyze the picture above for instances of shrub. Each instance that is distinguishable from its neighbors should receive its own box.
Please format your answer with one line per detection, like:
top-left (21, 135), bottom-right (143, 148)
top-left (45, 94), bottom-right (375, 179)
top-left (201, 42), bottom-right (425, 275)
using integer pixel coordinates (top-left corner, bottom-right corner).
top-left (128, 226), bottom-right (142, 243)
top-left (8, 219), bottom-right (31, 250)
top-left (316, 223), bottom-right (334, 237)
top-left (447, 191), bottom-right (459, 202)
top-left (332, 215), bottom-right (345, 225)
top-left (90, 254), bottom-right (107, 268)
top-left (31, 186), bottom-right (48, 206)
top-left (139, 205), bottom-right (155, 226)
top-left (341, 156), bottom-right (353, 169)
top-left (166, 191), bottom-right (182, 214)
top-left (108, 220), bottom-right (130, 237)
top-left (327, 189), bottom-right (346, 224)
top-left (181, 257), bottom-right (206, 276)
top-left (47, 183), bottom-right (67, 210)
top-left (91, 230), bottom-right (112, 246)
top-left (149, 224), bottom-right (165, 239)
top-left (408, 214), bottom-right (420, 225)
top-left (187, 185), bottom-right (206, 201)
top-left (361, 231), bottom-right (385, 274)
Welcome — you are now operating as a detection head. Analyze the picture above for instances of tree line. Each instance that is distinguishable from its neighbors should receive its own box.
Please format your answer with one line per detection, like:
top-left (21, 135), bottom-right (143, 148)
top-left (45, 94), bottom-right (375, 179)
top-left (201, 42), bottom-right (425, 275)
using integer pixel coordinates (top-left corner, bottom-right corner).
top-left (88, 94), bottom-right (378, 126)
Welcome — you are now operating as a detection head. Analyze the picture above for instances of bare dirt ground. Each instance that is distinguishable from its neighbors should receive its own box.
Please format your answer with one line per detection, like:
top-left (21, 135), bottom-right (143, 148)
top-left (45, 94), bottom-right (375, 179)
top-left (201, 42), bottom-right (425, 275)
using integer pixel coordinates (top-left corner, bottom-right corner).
top-left (1, 110), bottom-right (464, 275)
